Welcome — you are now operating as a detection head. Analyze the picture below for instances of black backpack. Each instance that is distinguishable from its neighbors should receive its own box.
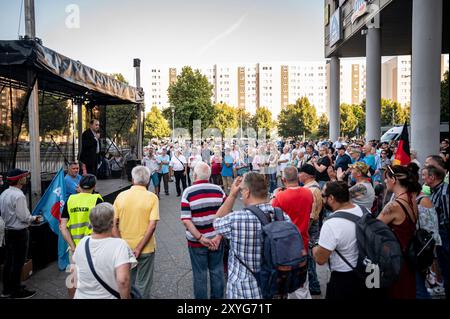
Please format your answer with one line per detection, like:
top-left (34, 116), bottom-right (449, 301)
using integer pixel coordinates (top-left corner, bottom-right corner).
top-left (234, 205), bottom-right (308, 299)
top-left (327, 206), bottom-right (403, 289)
top-left (396, 199), bottom-right (435, 272)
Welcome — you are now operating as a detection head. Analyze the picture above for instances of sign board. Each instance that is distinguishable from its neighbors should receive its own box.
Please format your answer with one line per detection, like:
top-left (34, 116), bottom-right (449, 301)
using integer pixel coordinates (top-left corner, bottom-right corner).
top-left (351, 0), bottom-right (368, 24)
top-left (329, 8), bottom-right (342, 47)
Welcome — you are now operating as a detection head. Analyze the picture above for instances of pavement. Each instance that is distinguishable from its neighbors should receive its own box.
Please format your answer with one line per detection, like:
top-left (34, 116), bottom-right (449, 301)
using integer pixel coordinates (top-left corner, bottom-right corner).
top-left (2, 179), bottom-right (330, 299)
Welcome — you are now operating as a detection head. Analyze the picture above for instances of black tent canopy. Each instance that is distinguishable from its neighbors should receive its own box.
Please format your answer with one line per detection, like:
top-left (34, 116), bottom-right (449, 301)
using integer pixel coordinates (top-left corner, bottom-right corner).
top-left (0, 39), bottom-right (143, 105)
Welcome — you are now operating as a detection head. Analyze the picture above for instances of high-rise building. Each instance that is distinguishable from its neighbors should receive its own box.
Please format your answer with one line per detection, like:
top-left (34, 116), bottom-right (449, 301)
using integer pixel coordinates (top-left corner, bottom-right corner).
top-left (382, 54), bottom-right (449, 106)
top-left (339, 59), bottom-right (366, 106)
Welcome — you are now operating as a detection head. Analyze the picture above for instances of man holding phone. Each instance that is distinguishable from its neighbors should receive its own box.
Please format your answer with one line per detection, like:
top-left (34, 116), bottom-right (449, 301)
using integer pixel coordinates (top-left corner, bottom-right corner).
top-left (0, 169), bottom-right (42, 299)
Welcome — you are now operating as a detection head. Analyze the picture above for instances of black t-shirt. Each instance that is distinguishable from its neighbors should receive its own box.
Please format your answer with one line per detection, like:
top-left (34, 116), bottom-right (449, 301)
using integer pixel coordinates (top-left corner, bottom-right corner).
top-left (316, 156), bottom-right (331, 182)
top-left (61, 196), bottom-right (104, 220)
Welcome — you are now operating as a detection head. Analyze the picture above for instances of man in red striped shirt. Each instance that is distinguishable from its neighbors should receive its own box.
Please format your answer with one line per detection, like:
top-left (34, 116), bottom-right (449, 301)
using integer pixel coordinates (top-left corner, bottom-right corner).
top-left (181, 162), bottom-right (226, 299)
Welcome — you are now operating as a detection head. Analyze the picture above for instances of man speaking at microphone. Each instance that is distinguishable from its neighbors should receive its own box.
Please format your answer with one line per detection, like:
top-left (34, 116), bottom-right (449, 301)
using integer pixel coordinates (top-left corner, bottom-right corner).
top-left (79, 119), bottom-right (101, 176)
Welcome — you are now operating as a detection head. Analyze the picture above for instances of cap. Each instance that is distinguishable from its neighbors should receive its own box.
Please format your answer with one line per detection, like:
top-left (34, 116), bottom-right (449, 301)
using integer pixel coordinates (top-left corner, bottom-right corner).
top-left (298, 164), bottom-right (316, 177)
top-left (6, 169), bottom-right (30, 181)
top-left (349, 162), bottom-right (370, 176)
top-left (79, 174), bottom-right (97, 189)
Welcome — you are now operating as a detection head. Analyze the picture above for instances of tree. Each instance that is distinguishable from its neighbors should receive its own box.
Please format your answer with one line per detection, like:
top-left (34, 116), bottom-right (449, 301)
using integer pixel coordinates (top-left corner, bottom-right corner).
top-left (317, 113), bottom-right (329, 138)
top-left (23, 95), bottom-right (70, 137)
top-left (441, 71), bottom-right (449, 122)
top-left (167, 66), bottom-right (215, 138)
top-left (105, 73), bottom-right (137, 145)
top-left (278, 97), bottom-right (318, 139)
top-left (251, 106), bottom-right (276, 139)
top-left (381, 99), bottom-right (407, 126)
top-left (212, 103), bottom-right (238, 137)
top-left (235, 106), bottom-right (252, 136)
top-left (340, 103), bottom-right (358, 137)
top-left (144, 106), bottom-right (171, 139)
top-left (353, 102), bottom-right (366, 137)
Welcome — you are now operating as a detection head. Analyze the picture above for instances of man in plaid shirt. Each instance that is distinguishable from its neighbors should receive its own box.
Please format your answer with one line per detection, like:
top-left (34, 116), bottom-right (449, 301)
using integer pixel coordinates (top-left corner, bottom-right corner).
top-left (213, 172), bottom-right (291, 299)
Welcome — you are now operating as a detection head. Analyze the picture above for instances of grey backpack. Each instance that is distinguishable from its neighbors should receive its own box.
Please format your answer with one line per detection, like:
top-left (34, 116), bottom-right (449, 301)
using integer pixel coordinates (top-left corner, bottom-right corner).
top-left (327, 206), bottom-right (403, 289)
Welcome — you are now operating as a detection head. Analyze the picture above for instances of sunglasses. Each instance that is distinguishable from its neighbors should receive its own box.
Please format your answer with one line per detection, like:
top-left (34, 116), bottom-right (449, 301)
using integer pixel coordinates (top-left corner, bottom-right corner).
top-left (321, 193), bottom-right (329, 198)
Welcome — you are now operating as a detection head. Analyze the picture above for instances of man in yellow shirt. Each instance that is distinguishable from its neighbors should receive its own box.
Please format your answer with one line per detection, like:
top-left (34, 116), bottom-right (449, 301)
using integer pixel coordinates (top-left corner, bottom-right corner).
top-left (113, 165), bottom-right (159, 299)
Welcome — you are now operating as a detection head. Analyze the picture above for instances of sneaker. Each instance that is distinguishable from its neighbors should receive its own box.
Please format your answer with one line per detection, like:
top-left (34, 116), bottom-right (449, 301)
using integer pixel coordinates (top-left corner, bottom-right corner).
top-left (0, 293), bottom-right (11, 299)
top-left (10, 289), bottom-right (37, 299)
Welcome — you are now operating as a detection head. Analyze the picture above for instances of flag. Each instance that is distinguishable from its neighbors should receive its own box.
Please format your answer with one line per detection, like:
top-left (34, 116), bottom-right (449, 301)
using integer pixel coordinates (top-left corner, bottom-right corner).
top-left (32, 168), bottom-right (69, 271)
top-left (393, 122), bottom-right (411, 166)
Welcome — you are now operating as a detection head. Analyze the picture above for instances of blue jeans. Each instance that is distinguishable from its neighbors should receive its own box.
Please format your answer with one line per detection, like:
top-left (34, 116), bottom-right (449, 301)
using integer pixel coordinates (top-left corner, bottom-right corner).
top-left (268, 173), bottom-right (277, 193)
top-left (188, 242), bottom-right (225, 299)
top-left (416, 270), bottom-right (431, 299)
top-left (436, 226), bottom-right (449, 298)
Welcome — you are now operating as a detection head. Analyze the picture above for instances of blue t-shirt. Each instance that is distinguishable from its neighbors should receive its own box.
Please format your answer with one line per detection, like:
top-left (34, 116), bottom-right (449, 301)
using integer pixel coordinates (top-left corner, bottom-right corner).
top-left (221, 155), bottom-right (234, 177)
top-left (362, 154), bottom-right (377, 171)
top-left (157, 155), bottom-right (170, 174)
top-left (64, 174), bottom-right (81, 202)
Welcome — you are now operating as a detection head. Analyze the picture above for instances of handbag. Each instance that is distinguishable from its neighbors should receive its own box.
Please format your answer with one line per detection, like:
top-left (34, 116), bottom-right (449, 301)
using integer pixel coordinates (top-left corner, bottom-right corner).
top-left (84, 238), bottom-right (142, 299)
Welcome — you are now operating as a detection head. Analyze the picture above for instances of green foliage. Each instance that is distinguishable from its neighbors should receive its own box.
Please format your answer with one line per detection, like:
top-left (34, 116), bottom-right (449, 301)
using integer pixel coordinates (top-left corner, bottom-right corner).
top-left (251, 106), bottom-right (276, 138)
top-left (144, 106), bottom-right (171, 139)
top-left (317, 113), bottom-right (329, 138)
top-left (441, 71), bottom-right (449, 122)
top-left (105, 73), bottom-right (136, 145)
top-left (106, 104), bottom-right (137, 145)
top-left (168, 66), bottom-right (215, 137)
top-left (212, 103), bottom-right (238, 137)
top-left (277, 97), bottom-right (318, 138)
top-left (22, 95), bottom-right (70, 137)
top-left (353, 102), bottom-right (366, 137)
top-left (381, 99), bottom-right (408, 126)
top-left (340, 103), bottom-right (358, 137)
top-left (235, 107), bottom-right (252, 131)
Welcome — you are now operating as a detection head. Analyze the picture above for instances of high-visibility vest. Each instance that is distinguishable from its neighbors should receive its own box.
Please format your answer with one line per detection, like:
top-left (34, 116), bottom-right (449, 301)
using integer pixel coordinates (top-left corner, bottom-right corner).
top-left (66, 193), bottom-right (103, 246)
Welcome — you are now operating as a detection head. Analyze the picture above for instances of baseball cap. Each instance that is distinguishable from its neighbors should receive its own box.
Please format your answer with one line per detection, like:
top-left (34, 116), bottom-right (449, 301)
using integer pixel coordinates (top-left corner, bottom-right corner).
top-left (349, 162), bottom-right (370, 176)
top-left (298, 164), bottom-right (316, 177)
top-left (6, 168), bottom-right (30, 181)
top-left (79, 174), bottom-right (97, 189)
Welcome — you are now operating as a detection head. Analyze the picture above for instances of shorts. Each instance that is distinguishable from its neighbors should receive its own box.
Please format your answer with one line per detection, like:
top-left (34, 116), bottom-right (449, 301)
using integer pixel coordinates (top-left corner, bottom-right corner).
top-left (151, 173), bottom-right (160, 187)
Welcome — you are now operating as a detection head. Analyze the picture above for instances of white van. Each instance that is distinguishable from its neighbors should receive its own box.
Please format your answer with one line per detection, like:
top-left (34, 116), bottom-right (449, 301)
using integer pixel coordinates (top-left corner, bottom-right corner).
top-left (380, 126), bottom-right (405, 143)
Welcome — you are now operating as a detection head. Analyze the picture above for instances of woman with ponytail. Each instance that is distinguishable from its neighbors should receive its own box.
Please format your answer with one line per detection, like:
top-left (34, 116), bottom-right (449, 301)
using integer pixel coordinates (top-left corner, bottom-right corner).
top-left (377, 164), bottom-right (421, 299)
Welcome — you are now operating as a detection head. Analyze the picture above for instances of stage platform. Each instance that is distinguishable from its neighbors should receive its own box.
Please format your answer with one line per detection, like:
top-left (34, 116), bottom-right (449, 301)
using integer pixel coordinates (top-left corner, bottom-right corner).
top-left (95, 177), bottom-right (132, 203)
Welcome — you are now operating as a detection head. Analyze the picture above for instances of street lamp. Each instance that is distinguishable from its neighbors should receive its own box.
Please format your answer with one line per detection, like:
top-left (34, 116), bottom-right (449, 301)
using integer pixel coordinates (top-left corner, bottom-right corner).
top-left (171, 106), bottom-right (175, 141)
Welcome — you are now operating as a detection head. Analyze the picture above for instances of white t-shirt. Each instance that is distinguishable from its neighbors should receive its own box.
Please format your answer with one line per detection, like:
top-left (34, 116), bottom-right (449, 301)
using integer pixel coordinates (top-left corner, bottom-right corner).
top-left (73, 236), bottom-right (137, 299)
top-left (318, 205), bottom-right (363, 272)
top-left (278, 153), bottom-right (291, 172)
top-left (143, 156), bottom-right (161, 175)
top-left (170, 154), bottom-right (187, 171)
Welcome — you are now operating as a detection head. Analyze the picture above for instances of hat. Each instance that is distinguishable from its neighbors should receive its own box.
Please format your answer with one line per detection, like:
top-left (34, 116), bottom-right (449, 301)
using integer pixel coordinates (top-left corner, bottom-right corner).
top-left (349, 162), bottom-right (369, 176)
top-left (79, 174), bottom-right (97, 189)
top-left (6, 168), bottom-right (30, 181)
top-left (337, 145), bottom-right (346, 150)
top-left (298, 164), bottom-right (316, 177)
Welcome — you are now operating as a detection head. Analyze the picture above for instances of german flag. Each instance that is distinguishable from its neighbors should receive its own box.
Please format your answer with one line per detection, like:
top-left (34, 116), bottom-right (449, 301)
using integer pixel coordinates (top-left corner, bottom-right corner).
top-left (393, 122), bottom-right (411, 166)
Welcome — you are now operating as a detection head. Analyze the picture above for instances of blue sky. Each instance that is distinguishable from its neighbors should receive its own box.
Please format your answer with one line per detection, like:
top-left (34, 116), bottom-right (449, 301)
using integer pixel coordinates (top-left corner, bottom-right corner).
top-left (1, 0), bottom-right (325, 96)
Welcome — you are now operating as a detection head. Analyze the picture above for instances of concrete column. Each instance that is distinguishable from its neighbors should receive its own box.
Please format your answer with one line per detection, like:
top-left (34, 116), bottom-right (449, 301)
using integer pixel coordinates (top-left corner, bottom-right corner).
top-left (365, 27), bottom-right (381, 141)
top-left (329, 56), bottom-right (340, 142)
top-left (411, 0), bottom-right (442, 164)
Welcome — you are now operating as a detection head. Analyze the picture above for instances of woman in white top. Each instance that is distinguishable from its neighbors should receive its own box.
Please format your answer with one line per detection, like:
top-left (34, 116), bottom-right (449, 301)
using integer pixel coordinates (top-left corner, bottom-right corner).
top-left (188, 147), bottom-right (202, 187)
top-left (73, 203), bottom-right (137, 299)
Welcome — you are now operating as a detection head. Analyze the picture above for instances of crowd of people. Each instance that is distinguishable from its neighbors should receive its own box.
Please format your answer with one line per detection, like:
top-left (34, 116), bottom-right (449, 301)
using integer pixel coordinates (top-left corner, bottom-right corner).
top-left (0, 135), bottom-right (448, 299)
